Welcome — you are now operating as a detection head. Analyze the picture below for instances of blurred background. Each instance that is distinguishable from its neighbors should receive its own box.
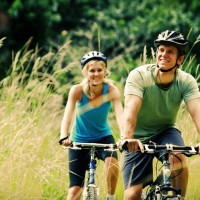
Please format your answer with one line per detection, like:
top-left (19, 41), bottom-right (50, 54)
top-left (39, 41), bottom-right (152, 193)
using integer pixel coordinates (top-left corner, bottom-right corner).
top-left (0, 0), bottom-right (199, 80)
top-left (0, 1), bottom-right (199, 199)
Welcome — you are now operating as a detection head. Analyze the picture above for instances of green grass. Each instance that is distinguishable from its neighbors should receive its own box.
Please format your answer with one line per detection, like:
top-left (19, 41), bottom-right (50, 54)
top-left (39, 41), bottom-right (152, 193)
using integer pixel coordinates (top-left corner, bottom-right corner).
top-left (0, 38), bottom-right (199, 199)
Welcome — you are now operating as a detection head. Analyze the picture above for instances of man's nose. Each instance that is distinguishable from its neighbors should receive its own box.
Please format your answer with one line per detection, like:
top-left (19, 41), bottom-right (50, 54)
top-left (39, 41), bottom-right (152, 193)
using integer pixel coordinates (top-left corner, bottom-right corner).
top-left (161, 50), bottom-right (168, 56)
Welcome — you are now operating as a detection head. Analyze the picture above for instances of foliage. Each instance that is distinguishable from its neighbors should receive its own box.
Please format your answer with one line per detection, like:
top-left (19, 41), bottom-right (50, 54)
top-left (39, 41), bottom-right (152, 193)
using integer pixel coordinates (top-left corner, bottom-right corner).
top-left (0, 0), bottom-right (200, 81)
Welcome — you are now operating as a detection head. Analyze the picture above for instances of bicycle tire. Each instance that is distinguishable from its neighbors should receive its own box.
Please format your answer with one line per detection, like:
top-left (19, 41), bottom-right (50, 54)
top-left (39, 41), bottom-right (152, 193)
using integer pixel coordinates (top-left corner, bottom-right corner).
top-left (82, 184), bottom-right (100, 200)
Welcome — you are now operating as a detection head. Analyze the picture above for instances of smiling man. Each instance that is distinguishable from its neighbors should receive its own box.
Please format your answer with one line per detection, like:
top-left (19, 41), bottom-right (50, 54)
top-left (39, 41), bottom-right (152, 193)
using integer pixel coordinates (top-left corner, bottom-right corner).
top-left (120, 30), bottom-right (200, 200)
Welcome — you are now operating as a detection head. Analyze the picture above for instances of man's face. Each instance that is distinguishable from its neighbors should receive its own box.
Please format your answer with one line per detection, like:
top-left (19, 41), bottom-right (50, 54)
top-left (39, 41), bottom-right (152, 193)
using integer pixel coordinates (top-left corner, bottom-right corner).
top-left (156, 45), bottom-right (184, 70)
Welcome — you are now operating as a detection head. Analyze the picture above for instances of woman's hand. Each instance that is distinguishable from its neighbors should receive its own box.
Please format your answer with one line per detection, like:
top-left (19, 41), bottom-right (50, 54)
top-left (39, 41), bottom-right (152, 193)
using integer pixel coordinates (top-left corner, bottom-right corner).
top-left (62, 138), bottom-right (72, 147)
top-left (59, 136), bottom-right (72, 147)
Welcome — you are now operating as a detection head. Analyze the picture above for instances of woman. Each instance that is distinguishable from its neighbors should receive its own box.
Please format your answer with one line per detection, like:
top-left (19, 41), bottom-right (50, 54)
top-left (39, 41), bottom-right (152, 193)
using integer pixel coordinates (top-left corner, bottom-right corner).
top-left (59, 51), bottom-right (123, 200)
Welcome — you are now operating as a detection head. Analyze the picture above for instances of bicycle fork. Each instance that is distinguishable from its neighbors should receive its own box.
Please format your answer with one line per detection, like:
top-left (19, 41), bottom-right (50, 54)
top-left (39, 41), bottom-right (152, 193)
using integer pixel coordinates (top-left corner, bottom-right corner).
top-left (82, 147), bottom-right (100, 200)
top-left (89, 147), bottom-right (96, 184)
top-left (157, 154), bottom-right (181, 199)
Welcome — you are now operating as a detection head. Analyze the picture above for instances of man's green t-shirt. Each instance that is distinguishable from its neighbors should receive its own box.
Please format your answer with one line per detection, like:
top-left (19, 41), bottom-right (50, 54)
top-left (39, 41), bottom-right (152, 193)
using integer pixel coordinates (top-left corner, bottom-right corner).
top-left (124, 64), bottom-right (200, 143)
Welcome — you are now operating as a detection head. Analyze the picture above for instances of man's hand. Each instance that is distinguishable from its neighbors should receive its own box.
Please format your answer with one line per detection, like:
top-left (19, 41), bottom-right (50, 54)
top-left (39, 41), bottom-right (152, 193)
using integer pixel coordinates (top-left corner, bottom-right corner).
top-left (117, 139), bottom-right (144, 153)
top-left (196, 143), bottom-right (200, 154)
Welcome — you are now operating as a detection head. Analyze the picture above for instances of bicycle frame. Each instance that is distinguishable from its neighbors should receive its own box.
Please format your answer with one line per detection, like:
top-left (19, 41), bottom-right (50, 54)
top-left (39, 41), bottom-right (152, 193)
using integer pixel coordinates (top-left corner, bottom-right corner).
top-left (146, 153), bottom-right (181, 200)
top-left (140, 144), bottom-right (199, 200)
top-left (70, 142), bottom-right (118, 200)
top-left (88, 146), bottom-right (96, 184)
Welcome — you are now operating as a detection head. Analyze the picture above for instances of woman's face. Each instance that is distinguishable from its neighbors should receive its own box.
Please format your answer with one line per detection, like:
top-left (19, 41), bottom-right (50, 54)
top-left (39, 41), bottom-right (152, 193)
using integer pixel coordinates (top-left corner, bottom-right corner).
top-left (86, 61), bottom-right (106, 86)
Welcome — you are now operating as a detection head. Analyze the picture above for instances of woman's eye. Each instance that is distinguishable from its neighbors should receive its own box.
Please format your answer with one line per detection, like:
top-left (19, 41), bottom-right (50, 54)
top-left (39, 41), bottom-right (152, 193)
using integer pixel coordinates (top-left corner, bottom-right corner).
top-left (89, 69), bottom-right (103, 73)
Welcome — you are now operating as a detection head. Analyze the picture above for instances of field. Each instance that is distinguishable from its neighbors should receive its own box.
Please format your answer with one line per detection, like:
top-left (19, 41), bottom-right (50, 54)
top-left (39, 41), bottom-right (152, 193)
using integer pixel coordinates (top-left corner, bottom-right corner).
top-left (0, 39), bottom-right (200, 199)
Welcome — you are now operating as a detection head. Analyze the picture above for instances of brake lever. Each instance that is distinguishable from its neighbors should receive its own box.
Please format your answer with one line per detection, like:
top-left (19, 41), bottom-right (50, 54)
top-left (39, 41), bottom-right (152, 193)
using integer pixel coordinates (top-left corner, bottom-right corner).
top-left (119, 140), bottom-right (129, 152)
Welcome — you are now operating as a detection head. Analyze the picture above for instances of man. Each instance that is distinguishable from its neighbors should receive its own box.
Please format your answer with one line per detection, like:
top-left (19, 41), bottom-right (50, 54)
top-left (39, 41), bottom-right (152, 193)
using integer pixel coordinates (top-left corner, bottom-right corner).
top-left (121, 30), bottom-right (200, 199)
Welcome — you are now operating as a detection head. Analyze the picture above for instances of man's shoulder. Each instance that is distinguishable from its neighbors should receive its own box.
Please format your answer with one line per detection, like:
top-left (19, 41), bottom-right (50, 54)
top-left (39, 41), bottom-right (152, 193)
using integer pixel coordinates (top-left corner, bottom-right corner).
top-left (129, 64), bottom-right (155, 79)
top-left (130, 64), bottom-right (155, 73)
top-left (176, 69), bottom-right (196, 81)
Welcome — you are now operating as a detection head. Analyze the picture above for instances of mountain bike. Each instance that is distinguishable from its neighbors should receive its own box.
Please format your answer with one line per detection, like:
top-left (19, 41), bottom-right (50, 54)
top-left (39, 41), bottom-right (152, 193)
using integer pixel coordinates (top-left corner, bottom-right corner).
top-left (69, 142), bottom-right (118, 200)
top-left (135, 143), bottom-right (199, 200)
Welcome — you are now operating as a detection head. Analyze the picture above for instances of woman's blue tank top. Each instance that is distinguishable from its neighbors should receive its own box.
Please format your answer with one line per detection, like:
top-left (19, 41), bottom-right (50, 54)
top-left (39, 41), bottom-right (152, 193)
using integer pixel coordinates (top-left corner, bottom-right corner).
top-left (71, 84), bottom-right (112, 142)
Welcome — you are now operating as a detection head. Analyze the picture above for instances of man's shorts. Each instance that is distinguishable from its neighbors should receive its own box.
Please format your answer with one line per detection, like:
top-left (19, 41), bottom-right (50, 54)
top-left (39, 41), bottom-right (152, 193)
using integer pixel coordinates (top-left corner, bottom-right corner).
top-left (68, 135), bottom-right (118, 188)
top-left (121, 128), bottom-right (184, 189)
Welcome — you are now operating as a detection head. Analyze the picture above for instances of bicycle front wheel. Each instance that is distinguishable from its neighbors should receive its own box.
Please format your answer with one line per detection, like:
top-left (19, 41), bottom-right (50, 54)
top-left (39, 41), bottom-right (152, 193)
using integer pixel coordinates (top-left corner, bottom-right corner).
top-left (82, 184), bottom-right (100, 200)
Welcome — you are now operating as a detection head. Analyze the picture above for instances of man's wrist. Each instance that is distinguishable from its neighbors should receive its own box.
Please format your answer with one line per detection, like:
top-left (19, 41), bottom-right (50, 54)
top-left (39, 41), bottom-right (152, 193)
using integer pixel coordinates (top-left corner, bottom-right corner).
top-left (121, 134), bottom-right (133, 139)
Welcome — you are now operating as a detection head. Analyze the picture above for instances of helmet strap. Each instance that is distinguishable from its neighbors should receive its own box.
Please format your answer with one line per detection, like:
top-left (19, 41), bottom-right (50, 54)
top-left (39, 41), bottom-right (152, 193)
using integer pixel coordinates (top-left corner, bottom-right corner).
top-left (157, 64), bottom-right (177, 72)
top-left (157, 57), bottom-right (180, 72)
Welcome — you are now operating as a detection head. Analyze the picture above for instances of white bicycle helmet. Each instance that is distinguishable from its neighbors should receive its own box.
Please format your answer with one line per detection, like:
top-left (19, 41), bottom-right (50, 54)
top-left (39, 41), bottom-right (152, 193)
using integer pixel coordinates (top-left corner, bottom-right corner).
top-left (81, 51), bottom-right (107, 68)
top-left (154, 30), bottom-right (188, 54)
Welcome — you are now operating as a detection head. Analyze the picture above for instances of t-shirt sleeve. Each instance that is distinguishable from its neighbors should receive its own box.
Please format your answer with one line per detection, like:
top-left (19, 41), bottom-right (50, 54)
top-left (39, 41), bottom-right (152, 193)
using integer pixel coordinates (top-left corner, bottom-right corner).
top-left (124, 69), bottom-right (145, 98)
top-left (183, 74), bottom-right (200, 103)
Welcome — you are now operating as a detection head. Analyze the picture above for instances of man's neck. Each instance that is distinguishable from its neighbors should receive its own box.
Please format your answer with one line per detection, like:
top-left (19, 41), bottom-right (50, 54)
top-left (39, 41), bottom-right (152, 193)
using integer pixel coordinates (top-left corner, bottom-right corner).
top-left (155, 68), bottom-right (176, 87)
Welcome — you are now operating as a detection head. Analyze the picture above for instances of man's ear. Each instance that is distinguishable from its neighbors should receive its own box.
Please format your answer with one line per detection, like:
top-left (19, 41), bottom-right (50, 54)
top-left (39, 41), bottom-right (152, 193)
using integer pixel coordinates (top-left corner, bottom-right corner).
top-left (177, 55), bottom-right (185, 65)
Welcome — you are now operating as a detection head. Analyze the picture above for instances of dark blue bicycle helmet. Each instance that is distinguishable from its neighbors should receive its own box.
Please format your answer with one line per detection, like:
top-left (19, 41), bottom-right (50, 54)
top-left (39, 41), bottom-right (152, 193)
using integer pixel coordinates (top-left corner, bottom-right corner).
top-left (81, 51), bottom-right (107, 68)
top-left (154, 30), bottom-right (188, 55)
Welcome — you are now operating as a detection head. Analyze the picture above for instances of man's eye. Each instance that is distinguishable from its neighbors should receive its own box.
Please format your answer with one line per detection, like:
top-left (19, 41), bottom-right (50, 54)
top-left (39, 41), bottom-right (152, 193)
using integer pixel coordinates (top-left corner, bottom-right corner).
top-left (158, 48), bottom-right (164, 53)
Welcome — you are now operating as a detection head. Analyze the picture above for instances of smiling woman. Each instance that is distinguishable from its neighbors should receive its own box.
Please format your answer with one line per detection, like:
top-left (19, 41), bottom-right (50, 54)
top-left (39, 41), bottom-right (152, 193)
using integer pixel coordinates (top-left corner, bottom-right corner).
top-left (82, 60), bottom-right (107, 99)
top-left (87, 62), bottom-right (105, 86)
top-left (59, 50), bottom-right (123, 200)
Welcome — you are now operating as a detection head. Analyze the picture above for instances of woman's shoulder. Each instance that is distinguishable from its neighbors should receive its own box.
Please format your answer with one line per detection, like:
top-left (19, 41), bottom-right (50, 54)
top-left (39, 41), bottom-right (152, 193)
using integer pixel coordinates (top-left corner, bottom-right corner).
top-left (107, 84), bottom-right (118, 91)
top-left (69, 84), bottom-right (82, 100)
top-left (70, 84), bottom-right (82, 93)
top-left (108, 84), bottom-right (121, 99)
top-left (71, 84), bottom-right (82, 90)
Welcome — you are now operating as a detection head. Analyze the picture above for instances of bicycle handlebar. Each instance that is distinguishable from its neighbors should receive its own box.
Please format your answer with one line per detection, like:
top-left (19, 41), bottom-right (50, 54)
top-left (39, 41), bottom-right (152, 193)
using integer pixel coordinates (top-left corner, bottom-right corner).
top-left (121, 141), bottom-right (199, 156)
top-left (143, 144), bottom-right (199, 156)
top-left (65, 141), bottom-right (199, 156)
top-left (69, 142), bottom-right (118, 151)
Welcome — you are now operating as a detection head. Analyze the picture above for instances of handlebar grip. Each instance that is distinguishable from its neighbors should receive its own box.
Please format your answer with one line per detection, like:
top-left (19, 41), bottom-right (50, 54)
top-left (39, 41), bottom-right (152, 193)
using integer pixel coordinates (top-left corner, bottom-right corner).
top-left (184, 146), bottom-right (199, 157)
top-left (119, 140), bottom-right (128, 152)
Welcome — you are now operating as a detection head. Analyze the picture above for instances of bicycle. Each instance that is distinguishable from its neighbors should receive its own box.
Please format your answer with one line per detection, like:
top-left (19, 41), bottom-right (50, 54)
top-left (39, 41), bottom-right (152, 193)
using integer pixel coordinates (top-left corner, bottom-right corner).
top-left (69, 142), bottom-right (118, 200)
top-left (133, 143), bottom-right (199, 200)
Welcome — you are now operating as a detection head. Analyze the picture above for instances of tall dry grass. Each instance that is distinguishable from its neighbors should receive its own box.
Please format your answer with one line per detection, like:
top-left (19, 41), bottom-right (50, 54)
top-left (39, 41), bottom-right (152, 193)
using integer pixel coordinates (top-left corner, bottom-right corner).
top-left (0, 35), bottom-right (199, 199)
top-left (0, 38), bottom-right (81, 199)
